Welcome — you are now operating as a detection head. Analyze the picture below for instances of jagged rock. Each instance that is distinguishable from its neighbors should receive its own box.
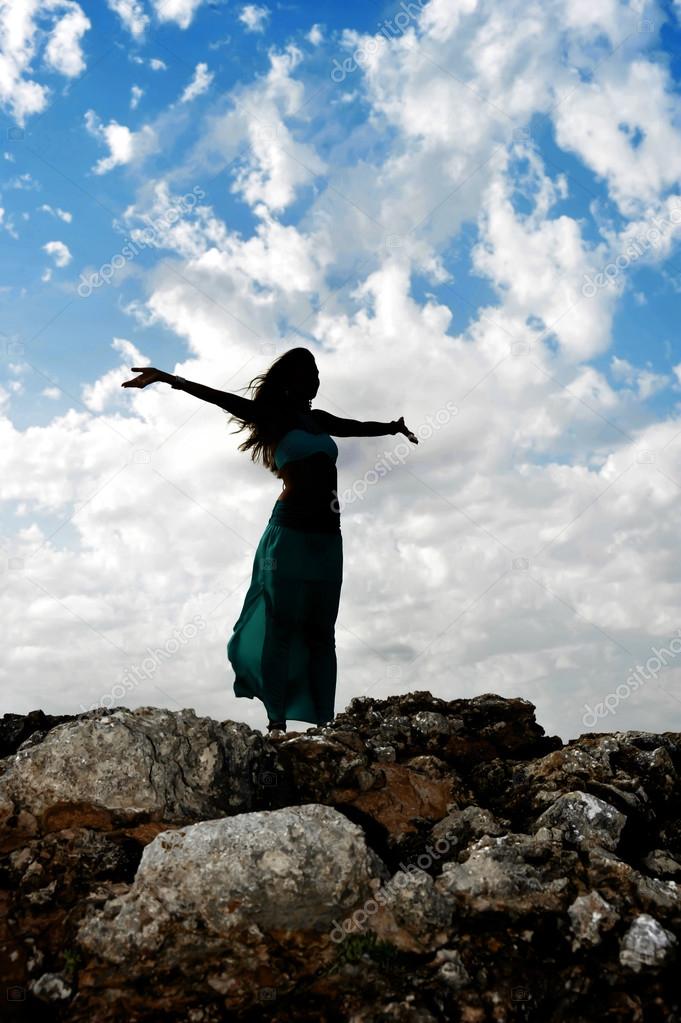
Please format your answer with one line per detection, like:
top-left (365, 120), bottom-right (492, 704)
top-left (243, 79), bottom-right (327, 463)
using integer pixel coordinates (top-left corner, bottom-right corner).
top-left (435, 832), bottom-right (575, 918)
top-left (29, 972), bottom-right (72, 1001)
top-left (531, 790), bottom-right (627, 851)
top-left (361, 866), bottom-right (452, 953)
top-left (331, 760), bottom-right (463, 844)
top-left (489, 732), bottom-right (681, 847)
top-left (643, 848), bottom-right (681, 878)
top-left (0, 710), bottom-right (80, 759)
top-left (567, 890), bottom-right (619, 948)
top-left (619, 913), bottom-right (678, 972)
top-left (76, 804), bottom-right (383, 1012)
top-left (430, 947), bottom-right (471, 989)
top-left (431, 804), bottom-right (506, 860)
top-left (0, 706), bottom-right (265, 845)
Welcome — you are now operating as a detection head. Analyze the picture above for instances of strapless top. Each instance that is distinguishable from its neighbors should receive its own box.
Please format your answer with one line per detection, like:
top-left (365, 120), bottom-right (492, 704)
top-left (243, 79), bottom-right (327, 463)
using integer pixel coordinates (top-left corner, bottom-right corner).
top-left (274, 429), bottom-right (338, 470)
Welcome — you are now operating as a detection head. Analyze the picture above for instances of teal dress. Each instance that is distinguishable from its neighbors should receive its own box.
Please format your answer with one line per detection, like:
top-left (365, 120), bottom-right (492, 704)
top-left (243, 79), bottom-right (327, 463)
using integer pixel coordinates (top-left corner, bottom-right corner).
top-left (227, 429), bottom-right (343, 725)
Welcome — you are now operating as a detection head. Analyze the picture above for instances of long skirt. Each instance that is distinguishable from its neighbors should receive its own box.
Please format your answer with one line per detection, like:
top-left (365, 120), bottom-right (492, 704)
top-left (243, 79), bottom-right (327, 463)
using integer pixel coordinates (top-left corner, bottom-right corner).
top-left (227, 500), bottom-right (343, 725)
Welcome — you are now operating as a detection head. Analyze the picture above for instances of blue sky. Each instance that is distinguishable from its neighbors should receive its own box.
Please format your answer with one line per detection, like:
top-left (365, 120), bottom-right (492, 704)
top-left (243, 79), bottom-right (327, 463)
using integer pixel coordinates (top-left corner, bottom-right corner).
top-left (1, 0), bottom-right (681, 740)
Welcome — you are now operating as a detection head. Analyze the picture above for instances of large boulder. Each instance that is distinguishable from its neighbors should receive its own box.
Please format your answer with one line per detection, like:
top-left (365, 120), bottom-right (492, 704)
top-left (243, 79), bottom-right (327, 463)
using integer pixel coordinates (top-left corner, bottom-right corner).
top-left (76, 804), bottom-right (385, 1012)
top-left (0, 707), bottom-right (265, 847)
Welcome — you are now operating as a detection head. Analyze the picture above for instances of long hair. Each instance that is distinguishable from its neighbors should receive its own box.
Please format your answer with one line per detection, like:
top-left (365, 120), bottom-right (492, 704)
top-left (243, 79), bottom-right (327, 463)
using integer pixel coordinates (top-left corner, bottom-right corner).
top-left (225, 347), bottom-right (316, 475)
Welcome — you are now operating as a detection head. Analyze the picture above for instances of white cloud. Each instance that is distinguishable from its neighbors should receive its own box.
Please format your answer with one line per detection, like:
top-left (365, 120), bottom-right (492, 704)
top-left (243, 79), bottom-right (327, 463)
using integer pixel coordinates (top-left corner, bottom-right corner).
top-left (150, 0), bottom-right (207, 29)
top-left (179, 61), bottom-right (213, 103)
top-left (42, 386), bottom-right (62, 399)
top-left (0, 1), bottom-right (91, 124)
top-left (39, 204), bottom-right (73, 223)
top-left (107, 0), bottom-right (149, 38)
top-left (307, 23), bottom-right (323, 46)
top-left (554, 60), bottom-right (681, 217)
top-left (6, 171), bottom-right (39, 190)
top-left (81, 338), bottom-right (146, 412)
top-left (0, 208), bottom-right (18, 239)
top-left (84, 108), bottom-right (158, 174)
top-left (610, 356), bottom-right (670, 400)
top-left (149, 57), bottom-right (167, 70)
top-left (239, 4), bottom-right (269, 33)
top-left (44, 3), bottom-right (90, 76)
top-left (130, 84), bottom-right (143, 109)
top-left (188, 44), bottom-right (325, 213)
top-left (42, 240), bottom-right (72, 267)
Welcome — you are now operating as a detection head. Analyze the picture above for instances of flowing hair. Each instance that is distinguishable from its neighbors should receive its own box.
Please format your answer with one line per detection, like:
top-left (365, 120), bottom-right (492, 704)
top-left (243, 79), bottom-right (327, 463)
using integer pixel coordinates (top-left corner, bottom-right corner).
top-left (225, 347), bottom-right (316, 475)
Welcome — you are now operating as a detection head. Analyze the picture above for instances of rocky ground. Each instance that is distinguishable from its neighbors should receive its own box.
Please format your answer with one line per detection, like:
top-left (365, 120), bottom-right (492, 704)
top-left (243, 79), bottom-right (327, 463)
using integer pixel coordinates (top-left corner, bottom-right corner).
top-left (0, 692), bottom-right (680, 1022)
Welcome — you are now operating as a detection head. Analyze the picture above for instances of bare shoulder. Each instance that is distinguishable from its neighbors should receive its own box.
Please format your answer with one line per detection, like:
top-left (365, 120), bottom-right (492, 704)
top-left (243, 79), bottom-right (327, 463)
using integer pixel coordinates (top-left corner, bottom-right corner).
top-left (308, 408), bottom-right (333, 433)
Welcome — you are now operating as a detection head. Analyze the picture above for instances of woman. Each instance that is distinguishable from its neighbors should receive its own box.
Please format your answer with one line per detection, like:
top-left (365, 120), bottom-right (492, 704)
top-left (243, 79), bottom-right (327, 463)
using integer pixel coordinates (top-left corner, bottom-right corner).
top-left (122, 347), bottom-right (417, 736)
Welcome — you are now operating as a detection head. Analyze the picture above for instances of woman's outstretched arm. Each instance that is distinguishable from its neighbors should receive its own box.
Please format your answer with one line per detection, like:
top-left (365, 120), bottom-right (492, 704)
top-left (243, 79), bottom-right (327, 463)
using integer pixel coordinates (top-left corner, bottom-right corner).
top-left (121, 367), bottom-right (259, 422)
top-left (169, 375), bottom-right (258, 421)
top-left (313, 408), bottom-right (418, 442)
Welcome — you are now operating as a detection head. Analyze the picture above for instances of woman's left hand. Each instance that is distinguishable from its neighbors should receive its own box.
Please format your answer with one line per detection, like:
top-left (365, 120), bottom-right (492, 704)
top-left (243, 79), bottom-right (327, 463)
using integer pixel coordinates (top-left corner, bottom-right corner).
top-left (395, 416), bottom-right (418, 444)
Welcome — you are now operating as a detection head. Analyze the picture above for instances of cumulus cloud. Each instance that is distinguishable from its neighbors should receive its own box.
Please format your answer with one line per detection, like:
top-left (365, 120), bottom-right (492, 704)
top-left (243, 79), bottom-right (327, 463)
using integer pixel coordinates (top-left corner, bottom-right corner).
top-left (107, 0), bottom-right (149, 38)
top-left (84, 108), bottom-right (158, 174)
top-left (42, 240), bottom-right (72, 266)
top-left (130, 84), bottom-right (143, 109)
top-left (179, 62), bottom-right (213, 103)
top-left (307, 23), bottom-right (323, 46)
top-left (553, 60), bottom-right (681, 218)
top-left (186, 44), bottom-right (325, 213)
top-left (150, 0), bottom-right (207, 29)
top-left (44, 2), bottom-right (90, 75)
top-left (0, 0), bottom-right (90, 124)
top-left (81, 338), bottom-right (146, 412)
top-left (238, 4), bottom-right (269, 33)
top-left (39, 204), bottom-right (73, 222)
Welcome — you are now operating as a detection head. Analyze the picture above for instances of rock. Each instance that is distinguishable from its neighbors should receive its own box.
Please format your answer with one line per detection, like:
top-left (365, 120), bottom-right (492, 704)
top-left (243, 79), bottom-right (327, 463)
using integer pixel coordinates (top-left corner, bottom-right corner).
top-left (532, 790), bottom-right (627, 851)
top-left (430, 947), bottom-right (471, 990)
top-left (642, 848), bottom-right (681, 878)
top-left (332, 761), bottom-right (462, 845)
top-left (362, 866), bottom-right (452, 953)
top-left (435, 832), bottom-right (574, 918)
top-left (0, 710), bottom-right (80, 759)
top-left (0, 706), bottom-right (265, 840)
top-left (77, 804), bottom-right (383, 1010)
top-left (29, 972), bottom-right (72, 1001)
top-left (619, 913), bottom-right (678, 972)
top-left (431, 804), bottom-right (506, 859)
top-left (1, 694), bottom-right (681, 1021)
top-left (567, 890), bottom-right (619, 948)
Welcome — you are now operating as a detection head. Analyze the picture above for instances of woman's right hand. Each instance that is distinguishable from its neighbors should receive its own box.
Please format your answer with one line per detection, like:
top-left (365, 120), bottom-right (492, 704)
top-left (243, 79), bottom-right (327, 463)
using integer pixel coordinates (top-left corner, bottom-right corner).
top-left (121, 367), bottom-right (170, 389)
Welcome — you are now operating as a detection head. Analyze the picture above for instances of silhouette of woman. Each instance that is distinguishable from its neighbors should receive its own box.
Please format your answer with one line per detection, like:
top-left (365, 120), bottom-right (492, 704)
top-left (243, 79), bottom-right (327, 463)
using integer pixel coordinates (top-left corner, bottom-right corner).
top-left (122, 348), bottom-right (417, 735)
